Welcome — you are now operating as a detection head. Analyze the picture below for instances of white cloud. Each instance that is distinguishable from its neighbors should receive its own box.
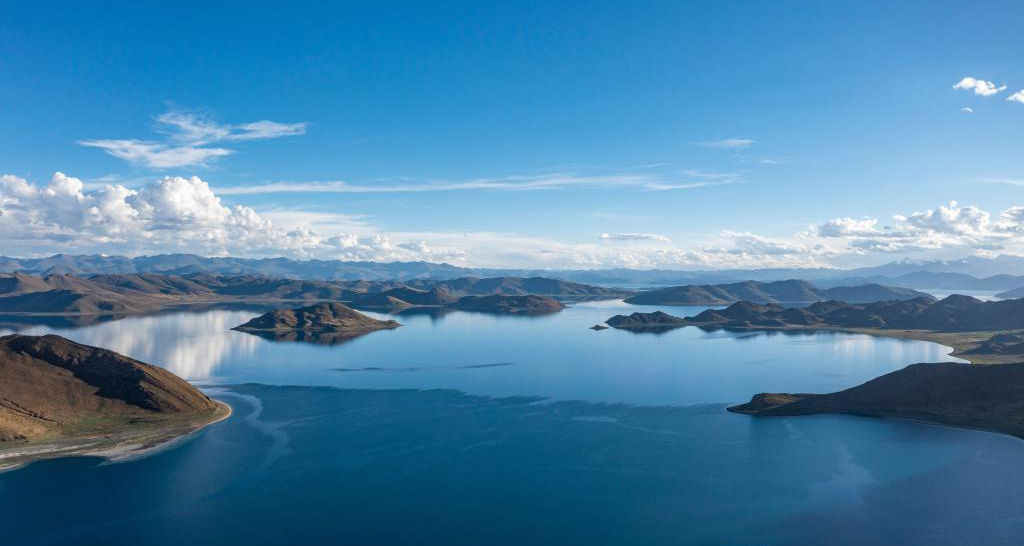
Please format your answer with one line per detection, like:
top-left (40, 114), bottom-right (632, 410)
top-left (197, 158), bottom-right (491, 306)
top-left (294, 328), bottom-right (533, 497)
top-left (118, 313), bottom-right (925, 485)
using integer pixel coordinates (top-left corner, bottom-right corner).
top-left (812, 201), bottom-right (1024, 254)
top-left (953, 76), bottom-right (1006, 96)
top-left (961, 106), bottom-right (974, 113)
top-left (700, 138), bottom-right (756, 149)
top-left (79, 109), bottom-right (307, 168)
top-left (77, 140), bottom-right (234, 169)
top-left (0, 171), bottom-right (826, 269)
top-left (600, 233), bottom-right (672, 242)
top-left (8, 172), bottom-right (1024, 270)
top-left (0, 172), bottom-right (458, 262)
top-left (1008, 90), bottom-right (1024, 104)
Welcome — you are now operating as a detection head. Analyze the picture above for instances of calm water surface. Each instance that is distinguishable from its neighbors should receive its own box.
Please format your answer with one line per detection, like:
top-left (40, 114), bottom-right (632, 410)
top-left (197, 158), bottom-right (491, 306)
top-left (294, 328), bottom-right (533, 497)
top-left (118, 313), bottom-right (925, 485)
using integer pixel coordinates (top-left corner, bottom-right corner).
top-left (2, 300), bottom-right (1022, 545)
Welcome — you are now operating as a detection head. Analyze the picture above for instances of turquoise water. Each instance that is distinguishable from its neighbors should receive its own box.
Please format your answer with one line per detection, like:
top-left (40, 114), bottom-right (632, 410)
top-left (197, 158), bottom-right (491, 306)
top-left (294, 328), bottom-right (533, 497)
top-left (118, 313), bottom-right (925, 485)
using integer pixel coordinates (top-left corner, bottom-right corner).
top-left (2, 300), bottom-right (1023, 545)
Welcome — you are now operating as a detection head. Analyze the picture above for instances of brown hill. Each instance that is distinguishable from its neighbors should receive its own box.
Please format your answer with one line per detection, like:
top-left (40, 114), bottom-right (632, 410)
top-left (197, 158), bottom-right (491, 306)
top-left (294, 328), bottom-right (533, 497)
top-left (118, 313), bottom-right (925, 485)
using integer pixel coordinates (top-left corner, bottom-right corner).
top-left (0, 334), bottom-right (222, 443)
top-left (232, 302), bottom-right (401, 333)
top-left (449, 294), bottom-right (565, 314)
top-left (728, 362), bottom-right (1024, 438)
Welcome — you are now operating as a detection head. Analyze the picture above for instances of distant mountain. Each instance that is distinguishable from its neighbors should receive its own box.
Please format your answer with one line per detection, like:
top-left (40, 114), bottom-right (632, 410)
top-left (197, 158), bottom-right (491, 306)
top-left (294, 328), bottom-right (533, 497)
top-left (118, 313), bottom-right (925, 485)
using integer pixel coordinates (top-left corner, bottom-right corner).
top-left (405, 276), bottom-right (632, 298)
top-left (3, 252), bottom-right (1024, 288)
top-left (0, 272), bottom-right (601, 315)
top-left (449, 294), bottom-right (564, 314)
top-left (822, 271), bottom-right (1024, 291)
top-left (994, 286), bottom-right (1024, 299)
top-left (624, 280), bottom-right (930, 305)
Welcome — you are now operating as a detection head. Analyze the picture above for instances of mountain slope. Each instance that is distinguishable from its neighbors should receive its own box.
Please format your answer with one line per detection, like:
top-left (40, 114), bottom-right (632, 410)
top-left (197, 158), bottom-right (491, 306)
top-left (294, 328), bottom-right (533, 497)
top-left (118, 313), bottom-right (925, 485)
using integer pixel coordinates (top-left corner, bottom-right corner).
top-left (0, 334), bottom-right (221, 443)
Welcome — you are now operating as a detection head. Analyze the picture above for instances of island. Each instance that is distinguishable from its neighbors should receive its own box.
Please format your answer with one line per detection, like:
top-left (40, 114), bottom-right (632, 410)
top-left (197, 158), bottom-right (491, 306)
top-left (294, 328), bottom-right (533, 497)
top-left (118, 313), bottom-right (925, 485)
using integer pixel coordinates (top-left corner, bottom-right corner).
top-left (232, 302), bottom-right (401, 334)
top-left (0, 334), bottom-right (229, 470)
top-left (604, 311), bottom-right (689, 331)
top-left (728, 361), bottom-right (1024, 439)
top-left (623, 279), bottom-right (931, 305)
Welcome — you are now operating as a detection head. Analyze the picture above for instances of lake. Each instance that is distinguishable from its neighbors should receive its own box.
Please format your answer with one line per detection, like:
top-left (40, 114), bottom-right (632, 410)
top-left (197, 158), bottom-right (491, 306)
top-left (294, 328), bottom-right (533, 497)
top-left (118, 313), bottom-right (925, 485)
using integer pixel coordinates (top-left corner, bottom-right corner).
top-left (2, 300), bottom-right (1023, 545)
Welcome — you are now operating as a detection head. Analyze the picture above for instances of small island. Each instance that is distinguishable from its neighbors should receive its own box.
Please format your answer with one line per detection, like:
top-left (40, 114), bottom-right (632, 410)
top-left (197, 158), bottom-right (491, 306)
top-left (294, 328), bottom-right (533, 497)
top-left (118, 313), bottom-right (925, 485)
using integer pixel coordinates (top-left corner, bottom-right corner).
top-left (232, 302), bottom-right (401, 334)
top-left (0, 334), bottom-right (229, 470)
top-left (605, 311), bottom-right (689, 330)
top-left (728, 361), bottom-right (1024, 439)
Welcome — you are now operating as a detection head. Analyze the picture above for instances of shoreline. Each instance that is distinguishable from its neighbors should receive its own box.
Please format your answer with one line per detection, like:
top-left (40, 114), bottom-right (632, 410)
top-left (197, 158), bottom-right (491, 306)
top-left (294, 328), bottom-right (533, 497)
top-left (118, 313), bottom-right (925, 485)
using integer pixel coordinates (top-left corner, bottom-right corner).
top-left (0, 400), bottom-right (232, 473)
top-left (680, 321), bottom-right (1018, 365)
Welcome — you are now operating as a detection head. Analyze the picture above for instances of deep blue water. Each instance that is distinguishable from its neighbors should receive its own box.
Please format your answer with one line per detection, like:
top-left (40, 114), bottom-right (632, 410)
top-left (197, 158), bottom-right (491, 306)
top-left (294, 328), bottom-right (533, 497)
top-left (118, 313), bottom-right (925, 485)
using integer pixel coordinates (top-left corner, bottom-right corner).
top-left (2, 300), bottom-right (1024, 545)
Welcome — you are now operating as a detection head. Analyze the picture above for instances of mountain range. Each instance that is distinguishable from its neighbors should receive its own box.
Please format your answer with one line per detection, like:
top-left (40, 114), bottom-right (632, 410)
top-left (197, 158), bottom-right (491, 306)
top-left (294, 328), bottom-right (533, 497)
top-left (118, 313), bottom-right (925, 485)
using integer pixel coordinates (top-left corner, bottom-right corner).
top-left (5, 253), bottom-right (1024, 289)
top-left (623, 280), bottom-right (930, 305)
top-left (0, 272), bottom-right (614, 314)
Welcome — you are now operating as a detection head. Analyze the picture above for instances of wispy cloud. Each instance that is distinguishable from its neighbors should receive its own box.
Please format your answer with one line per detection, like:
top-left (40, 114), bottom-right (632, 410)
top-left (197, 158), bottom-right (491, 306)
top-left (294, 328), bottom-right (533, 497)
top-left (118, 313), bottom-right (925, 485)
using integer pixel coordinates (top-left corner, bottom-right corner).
top-left (699, 138), bottom-right (756, 149)
top-left (981, 177), bottom-right (1024, 187)
top-left (79, 108), bottom-right (308, 168)
top-left (953, 76), bottom-right (1006, 96)
top-left (214, 171), bottom-right (742, 195)
top-left (1008, 90), bottom-right (1024, 104)
top-left (961, 106), bottom-right (975, 113)
top-left (600, 232), bottom-right (671, 242)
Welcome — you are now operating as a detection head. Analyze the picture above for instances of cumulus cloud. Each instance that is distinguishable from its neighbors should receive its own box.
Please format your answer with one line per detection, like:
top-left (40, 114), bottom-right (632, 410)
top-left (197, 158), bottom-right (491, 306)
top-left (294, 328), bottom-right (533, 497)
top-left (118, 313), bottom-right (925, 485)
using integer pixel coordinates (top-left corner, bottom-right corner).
top-left (7, 172), bottom-right (1023, 269)
top-left (704, 230), bottom-right (834, 258)
top-left (0, 171), bottom-right (834, 269)
top-left (812, 202), bottom-right (1024, 254)
top-left (953, 76), bottom-right (1006, 96)
top-left (0, 172), bottom-right (460, 262)
top-left (600, 233), bottom-right (672, 242)
top-left (1008, 90), bottom-right (1024, 104)
top-left (79, 109), bottom-right (308, 168)
top-left (700, 138), bottom-right (756, 149)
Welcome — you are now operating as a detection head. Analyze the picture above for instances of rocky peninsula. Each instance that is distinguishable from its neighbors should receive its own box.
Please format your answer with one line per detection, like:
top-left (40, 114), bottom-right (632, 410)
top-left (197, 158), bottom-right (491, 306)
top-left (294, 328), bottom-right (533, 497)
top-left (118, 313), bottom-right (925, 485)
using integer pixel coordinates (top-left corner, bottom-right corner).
top-left (0, 334), bottom-right (229, 469)
top-left (729, 361), bottom-right (1024, 439)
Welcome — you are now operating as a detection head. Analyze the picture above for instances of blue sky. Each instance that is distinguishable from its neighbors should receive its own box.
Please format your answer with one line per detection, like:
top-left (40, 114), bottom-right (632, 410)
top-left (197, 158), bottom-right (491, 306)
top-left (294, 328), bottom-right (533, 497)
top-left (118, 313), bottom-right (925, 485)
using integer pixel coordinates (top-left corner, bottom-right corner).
top-left (2, 1), bottom-right (1023, 268)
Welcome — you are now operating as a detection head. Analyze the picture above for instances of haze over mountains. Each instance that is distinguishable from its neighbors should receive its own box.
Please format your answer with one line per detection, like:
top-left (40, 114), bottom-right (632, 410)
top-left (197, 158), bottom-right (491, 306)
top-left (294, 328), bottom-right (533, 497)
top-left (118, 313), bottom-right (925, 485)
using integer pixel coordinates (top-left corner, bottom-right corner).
top-left (5, 253), bottom-right (1024, 290)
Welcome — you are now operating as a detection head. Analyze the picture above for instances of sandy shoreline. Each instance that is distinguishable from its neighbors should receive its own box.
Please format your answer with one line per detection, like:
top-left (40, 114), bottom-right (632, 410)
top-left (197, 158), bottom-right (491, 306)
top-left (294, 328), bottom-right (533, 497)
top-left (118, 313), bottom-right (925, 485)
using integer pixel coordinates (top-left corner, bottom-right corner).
top-left (0, 400), bottom-right (232, 473)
